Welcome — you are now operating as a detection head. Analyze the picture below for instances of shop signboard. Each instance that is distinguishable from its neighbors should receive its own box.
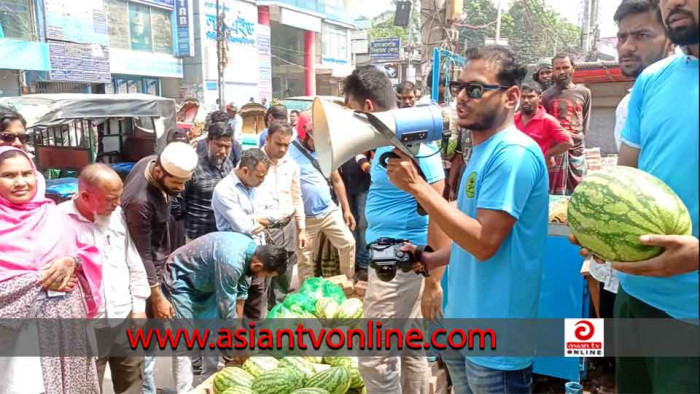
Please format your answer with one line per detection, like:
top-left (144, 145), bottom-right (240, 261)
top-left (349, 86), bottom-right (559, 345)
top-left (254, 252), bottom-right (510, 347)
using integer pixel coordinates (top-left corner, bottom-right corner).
top-left (175, 0), bottom-right (194, 57)
top-left (49, 42), bottom-right (111, 83)
top-left (257, 24), bottom-right (272, 102)
top-left (370, 37), bottom-right (400, 62)
top-left (44, 0), bottom-right (108, 45)
top-left (132, 0), bottom-right (175, 9)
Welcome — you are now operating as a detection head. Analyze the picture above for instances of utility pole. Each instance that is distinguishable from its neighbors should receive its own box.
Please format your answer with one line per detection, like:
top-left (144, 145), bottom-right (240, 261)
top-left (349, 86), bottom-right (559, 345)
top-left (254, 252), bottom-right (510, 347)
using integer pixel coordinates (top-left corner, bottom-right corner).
top-left (419, 0), bottom-right (460, 90)
top-left (581, 0), bottom-right (591, 53)
top-left (495, 0), bottom-right (503, 43)
top-left (216, 0), bottom-right (226, 110)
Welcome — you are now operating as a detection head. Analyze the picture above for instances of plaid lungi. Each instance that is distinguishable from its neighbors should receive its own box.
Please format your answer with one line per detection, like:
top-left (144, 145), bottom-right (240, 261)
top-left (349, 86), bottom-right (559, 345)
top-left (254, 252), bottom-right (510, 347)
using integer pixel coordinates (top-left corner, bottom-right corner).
top-left (313, 232), bottom-right (342, 278)
top-left (549, 150), bottom-right (586, 195)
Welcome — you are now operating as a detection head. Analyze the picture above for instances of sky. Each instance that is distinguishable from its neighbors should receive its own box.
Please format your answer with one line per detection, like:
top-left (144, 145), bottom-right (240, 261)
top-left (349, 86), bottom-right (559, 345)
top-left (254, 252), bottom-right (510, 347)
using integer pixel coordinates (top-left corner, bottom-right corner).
top-left (359, 0), bottom-right (621, 38)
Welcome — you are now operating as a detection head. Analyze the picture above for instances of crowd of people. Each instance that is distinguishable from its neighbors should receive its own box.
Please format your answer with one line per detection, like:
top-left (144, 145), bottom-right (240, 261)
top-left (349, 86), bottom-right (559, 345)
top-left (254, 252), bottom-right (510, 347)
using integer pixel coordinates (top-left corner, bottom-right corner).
top-left (0, 0), bottom-right (697, 393)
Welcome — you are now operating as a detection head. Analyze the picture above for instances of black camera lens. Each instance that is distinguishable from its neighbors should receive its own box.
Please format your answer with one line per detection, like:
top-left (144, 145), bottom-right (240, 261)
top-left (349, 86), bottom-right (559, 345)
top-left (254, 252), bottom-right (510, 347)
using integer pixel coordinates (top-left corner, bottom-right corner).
top-left (370, 261), bottom-right (398, 282)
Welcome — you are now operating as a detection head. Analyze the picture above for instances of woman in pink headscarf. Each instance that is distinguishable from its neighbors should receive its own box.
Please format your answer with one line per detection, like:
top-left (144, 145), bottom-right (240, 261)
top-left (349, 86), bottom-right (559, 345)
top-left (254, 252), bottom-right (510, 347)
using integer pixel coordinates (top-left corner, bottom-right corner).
top-left (0, 146), bottom-right (103, 394)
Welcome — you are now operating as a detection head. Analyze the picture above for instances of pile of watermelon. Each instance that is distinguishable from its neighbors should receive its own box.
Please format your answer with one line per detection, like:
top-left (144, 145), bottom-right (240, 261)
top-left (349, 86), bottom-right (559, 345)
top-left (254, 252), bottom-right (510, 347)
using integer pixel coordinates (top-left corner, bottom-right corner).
top-left (211, 278), bottom-right (366, 394)
top-left (212, 355), bottom-right (365, 394)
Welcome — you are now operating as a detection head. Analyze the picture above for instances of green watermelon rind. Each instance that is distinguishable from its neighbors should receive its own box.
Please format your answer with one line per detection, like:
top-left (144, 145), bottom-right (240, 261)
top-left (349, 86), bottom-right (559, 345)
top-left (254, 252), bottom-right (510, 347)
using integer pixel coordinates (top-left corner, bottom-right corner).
top-left (348, 367), bottom-right (365, 389)
top-left (242, 356), bottom-right (280, 378)
top-left (568, 166), bottom-right (692, 262)
top-left (213, 367), bottom-right (255, 393)
top-left (251, 367), bottom-right (306, 394)
top-left (220, 387), bottom-right (255, 394)
top-left (305, 366), bottom-right (351, 394)
top-left (291, 388), bottom-right (331, 394)
top-left (280, 356), bottom-right (317, 378)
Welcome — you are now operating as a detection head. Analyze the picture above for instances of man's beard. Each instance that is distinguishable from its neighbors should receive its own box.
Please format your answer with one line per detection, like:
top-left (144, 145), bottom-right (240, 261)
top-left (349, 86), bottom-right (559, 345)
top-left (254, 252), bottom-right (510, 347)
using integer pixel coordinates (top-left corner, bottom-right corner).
top-left (94, 213), bottom-right (111, 228)
top-left (521, 106), bottom-right (535, 116)
top-left (210, 155), bottom-right (224, 167)
top-left (556, 75), bottom-right (572, 88)
top-left (666, 11), bottom-right (699, 46)
top-left (464, 111), bottom-right (498, 132)
top-left (157, 176), bottom-right (180, 196)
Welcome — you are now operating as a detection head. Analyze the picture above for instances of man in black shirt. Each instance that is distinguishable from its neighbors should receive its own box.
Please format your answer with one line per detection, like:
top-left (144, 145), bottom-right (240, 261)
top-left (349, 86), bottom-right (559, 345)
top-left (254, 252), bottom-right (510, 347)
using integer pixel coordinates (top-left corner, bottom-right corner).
top-left (121, 141), bottom-right (198, 319)
top-left (339, 152), bottom-right (372, 281)
top-left (183, 122), bottom-right (238, 241)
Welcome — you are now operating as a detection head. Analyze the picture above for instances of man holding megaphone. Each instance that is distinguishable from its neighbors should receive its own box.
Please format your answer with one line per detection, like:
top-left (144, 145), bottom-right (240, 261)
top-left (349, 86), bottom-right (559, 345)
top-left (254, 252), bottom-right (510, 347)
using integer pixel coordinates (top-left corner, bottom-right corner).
top-left (385, 47), bottom-right (549, 394)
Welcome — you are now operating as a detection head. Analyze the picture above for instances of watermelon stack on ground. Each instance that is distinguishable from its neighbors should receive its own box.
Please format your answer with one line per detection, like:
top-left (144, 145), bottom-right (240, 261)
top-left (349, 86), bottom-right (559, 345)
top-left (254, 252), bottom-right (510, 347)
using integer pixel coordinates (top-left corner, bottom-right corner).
top-left (213, 367), bottom-right (254, 393)
top-left (251, 367), bottom-right (306, 394)
top-left (304, 367), bottom-right (352, 394)
top-left (568, 166), bottom-right (692, 262)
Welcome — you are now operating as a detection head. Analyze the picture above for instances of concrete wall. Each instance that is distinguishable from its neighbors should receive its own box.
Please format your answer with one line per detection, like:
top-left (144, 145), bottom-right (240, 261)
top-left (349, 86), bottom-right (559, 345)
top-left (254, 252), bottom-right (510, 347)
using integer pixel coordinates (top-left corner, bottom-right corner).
top-left (583, 81), bottom-right (633, 155)
top-left (0, 70), bottom-right (20, 97)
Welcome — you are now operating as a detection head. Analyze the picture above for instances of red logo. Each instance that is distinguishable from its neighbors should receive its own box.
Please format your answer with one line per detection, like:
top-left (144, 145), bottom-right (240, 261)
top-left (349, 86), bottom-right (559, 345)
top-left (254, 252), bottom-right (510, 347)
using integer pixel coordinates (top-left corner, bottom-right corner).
top-left (574, 320), bottom-right (595, 341)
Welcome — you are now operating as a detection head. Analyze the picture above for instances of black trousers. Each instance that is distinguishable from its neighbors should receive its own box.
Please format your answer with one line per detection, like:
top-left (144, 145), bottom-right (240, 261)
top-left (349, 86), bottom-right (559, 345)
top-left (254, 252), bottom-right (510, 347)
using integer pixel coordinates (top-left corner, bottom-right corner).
top-left (95, 323), bottom-right (143, 394)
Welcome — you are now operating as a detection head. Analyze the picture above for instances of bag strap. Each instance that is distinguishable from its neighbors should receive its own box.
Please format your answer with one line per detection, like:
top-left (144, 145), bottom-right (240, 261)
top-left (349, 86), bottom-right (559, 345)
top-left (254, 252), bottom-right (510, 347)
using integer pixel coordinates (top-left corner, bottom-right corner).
top-left (292, 140), bottom-right (332, 187)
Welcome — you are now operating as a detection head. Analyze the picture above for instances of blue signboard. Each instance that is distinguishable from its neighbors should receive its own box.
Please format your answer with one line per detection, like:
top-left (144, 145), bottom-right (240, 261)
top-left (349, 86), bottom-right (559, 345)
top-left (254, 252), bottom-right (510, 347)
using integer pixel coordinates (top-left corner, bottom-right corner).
top-left (175, 0), bottom-right (194, 57)
top-left (370, 38), bottom-right (400, 61)
top-left (132, 0), bottom-right (175, 9)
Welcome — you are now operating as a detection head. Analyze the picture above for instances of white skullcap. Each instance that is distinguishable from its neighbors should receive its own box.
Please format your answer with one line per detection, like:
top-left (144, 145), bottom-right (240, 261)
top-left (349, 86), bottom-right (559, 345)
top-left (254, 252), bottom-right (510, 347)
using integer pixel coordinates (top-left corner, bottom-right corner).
top-left (159, 142), bottom-right (198, 178)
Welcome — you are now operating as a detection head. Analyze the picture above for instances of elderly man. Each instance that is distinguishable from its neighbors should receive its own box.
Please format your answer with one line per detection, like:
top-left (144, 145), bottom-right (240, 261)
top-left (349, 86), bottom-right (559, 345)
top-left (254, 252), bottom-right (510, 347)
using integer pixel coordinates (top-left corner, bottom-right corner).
top-left (212, 148), bottom-right (280, 319)
top-left (259, 120), bottom-right (306, 308)
top-left (121, 141), bottom-right (198, 394)
top-left (60, 163), bottom-right (150, 394)
top-left (163, 232), bottom-right (289, 392)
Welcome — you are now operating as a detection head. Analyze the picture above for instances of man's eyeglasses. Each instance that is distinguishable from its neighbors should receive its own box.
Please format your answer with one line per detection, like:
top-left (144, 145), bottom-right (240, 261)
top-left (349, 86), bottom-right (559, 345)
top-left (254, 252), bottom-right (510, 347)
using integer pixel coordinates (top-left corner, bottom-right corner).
top-left (0, 133), bottom-right (31, 144)
top-left (449, 82), bottom-right (511, 99)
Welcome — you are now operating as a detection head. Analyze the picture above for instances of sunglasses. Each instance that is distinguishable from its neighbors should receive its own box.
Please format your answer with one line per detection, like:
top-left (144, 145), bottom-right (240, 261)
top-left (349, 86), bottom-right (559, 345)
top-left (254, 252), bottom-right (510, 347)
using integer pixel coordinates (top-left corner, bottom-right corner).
top-left (449, 81), bottom-right (511, 99)
top-left (0, 133), bottom-right (31, 144)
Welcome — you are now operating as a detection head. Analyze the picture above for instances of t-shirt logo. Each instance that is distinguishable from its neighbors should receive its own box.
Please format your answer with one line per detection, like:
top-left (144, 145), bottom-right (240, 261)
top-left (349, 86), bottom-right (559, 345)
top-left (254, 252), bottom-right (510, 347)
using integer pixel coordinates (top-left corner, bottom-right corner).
top-left (465, 171), bottom-right (477, 198)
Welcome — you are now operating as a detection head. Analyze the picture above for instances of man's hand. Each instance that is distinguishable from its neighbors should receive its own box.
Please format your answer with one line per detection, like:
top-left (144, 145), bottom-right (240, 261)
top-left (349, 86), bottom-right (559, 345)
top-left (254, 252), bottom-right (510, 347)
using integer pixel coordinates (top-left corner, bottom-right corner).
top-left (568, 235), bottom-right (604, 264)
top-left (343, 209), bottom-right (356, 231)
top-left (547, 156), bottom-right (557, 169)
top-left (39, 256), bottom-right (77, 291)
top-left (297, 230), bottom-right (308, 249)
top-left (611, 235), bottom-right (699, 277)
top-left (256, 217), bottom-right (272, 227)
top-left (151, 294), bottom-right (174, 319)
top-left (422, 281), bottom-right (444, 321)
top-left (385, 149), bottom-right (427, 195)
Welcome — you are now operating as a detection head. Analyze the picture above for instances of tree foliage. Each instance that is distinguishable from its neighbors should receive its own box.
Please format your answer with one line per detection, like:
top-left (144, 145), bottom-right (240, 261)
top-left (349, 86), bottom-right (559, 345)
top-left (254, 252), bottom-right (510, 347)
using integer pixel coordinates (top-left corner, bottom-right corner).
top-left (461, 0), bottom-right (581, 64)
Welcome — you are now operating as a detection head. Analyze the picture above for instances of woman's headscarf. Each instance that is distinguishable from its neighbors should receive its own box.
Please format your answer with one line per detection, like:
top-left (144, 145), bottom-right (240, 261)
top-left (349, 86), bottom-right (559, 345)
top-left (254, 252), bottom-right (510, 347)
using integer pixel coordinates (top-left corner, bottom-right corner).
top-left (0, 146), bottom-right (102, 317)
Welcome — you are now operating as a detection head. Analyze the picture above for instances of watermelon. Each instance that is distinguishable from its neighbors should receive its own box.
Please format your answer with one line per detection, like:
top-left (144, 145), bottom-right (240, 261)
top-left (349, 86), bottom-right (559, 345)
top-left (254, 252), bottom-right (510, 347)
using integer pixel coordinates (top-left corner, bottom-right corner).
top-left (242, 356), bottom-right (279, 378)
top-left (213, 367), bottom-right (255, 393)
top-left (304, 356), bottom-right (323, 364)
top-left (315, 298), bottom-right (340, 319)
top-left (280, 356), bottom-right (316, 378)
top-left (311, 363), bottom-right (332, 373)
top-left (252, 367), bottom-right (306, 394)
top-left (347, 388), bottom-right (367, 394)
top-left (568, 166), bottom-right (692, 262)
top-left (305, 366), bottom-right (351, 394)
top-left (221, 386), bottom-right (255, 394)
top-left (347, 367), bottom-right (365, 389)
top-left (335, 298), bottom-right (363, 320)
top-left (322, 356), bottom-right (358, 369)
top-left (291, 388), bottom-right (331, 394)
top-left (221, 387), bottom-right (255, 394)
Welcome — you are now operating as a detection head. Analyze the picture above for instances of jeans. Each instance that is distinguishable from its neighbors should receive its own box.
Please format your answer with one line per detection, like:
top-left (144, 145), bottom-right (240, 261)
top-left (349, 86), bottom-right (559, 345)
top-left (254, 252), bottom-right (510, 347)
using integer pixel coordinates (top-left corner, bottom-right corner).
top-left (173, 356), bottom-right (219, 393)
top-left (444, 358), bottom-right (533, 394)
top-left (348, 191), bottom-right (368, 270)
top-left (142, 356), bottom-right (156, 394)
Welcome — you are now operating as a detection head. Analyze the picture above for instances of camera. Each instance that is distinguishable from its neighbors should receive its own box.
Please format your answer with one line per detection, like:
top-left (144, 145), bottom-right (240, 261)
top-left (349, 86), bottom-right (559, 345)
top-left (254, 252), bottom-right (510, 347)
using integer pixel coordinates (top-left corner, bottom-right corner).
top-left (368, 238), bottom-right (430, 282)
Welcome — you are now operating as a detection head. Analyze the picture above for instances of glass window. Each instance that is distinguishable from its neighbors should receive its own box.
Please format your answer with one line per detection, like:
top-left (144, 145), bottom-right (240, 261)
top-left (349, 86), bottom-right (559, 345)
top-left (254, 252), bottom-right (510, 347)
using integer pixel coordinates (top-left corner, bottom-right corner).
top-left (0, 0), bottom-right (33, 41)
top-left (105, 0), bottom-right (129, 48)
top-left (322, 24), bottom-right (348, 63)
top-left (129, 3), bottom-right (153, 52)
top-left (151, 7), bottom-right (172, 54)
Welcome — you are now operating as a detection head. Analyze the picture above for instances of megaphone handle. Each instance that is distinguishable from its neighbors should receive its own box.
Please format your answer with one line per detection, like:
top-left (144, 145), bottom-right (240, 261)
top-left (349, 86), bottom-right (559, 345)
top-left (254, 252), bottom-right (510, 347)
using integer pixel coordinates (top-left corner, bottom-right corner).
top-left (378, 151), bottom-right (430, 217)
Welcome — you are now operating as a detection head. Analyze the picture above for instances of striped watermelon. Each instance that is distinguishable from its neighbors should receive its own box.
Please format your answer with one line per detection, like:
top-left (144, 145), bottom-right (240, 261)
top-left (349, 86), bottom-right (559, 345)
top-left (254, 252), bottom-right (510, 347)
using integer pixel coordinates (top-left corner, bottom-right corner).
top-left (304, 356), bottom-right (323, 364)
top-left (213, 367), bottom-right (254, 393)
top-left (291, 388), bottom-right (331, 394)
top-left (251, 367), bottom-right (306, 394)
top-left (348, 367), bottom-right (365, 389)
top-left (305, 366), bottom-right (351, 394)
top-left (242, 356), bottom-right (279, 378)
top-left (312, 363), bottom-right (332, 373)
top-left (322, 356), bottom-right (358, 369)
top-left (568, 166), bottom-right (692, 262)
top-left (280, 357), bottom-right (317, 378)
top-left (221, 387), bottom-right (255, 394)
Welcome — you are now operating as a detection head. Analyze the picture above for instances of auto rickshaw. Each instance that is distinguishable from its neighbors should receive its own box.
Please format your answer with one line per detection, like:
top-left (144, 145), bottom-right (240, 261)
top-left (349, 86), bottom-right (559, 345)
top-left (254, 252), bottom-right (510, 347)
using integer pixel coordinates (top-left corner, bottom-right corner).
top-left (0, 93), bottom-right (177, 202)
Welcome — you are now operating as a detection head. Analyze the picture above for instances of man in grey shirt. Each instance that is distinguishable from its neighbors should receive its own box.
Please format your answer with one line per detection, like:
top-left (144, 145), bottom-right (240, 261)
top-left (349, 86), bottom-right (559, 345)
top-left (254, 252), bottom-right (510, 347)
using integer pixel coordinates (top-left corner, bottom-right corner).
top-left (212, 148), bottom-right (280, 319)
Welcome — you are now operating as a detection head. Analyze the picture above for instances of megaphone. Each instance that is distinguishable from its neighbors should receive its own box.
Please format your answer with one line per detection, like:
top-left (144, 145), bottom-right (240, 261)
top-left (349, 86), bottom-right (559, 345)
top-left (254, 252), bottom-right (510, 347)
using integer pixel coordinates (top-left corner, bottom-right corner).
top-left (312, 97), bottom-right (447, 178)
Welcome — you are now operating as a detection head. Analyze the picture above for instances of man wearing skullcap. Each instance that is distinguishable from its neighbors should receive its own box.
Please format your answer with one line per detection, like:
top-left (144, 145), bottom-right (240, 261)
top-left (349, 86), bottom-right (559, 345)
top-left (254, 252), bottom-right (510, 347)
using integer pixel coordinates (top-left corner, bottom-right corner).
top-left (120, 142), bottom-right (198, 394)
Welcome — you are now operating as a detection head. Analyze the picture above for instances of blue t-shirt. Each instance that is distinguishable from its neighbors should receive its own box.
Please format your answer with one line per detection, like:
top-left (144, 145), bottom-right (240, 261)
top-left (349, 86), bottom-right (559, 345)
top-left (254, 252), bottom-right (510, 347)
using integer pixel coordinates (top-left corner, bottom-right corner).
top-left (365, 143), bottom-right (445, 245)
top-left (619, 53), bottom-right (699, 320)
top-left (289, 140), bottom-right (335, 218)
top-left (446, 126), bottom-right (549, 371)
top-left (258, 129), bottom-right (268, 148)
